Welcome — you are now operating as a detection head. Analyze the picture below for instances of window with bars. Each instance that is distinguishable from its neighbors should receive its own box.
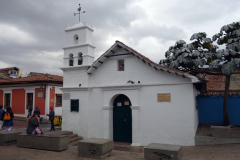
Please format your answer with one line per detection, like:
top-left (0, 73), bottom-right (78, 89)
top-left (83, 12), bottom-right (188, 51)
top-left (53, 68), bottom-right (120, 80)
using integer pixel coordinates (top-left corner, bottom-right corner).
top-left (71, 99), bottom-right (79, 112)
top-left (56, 94), bottom-right (62, 107)
top-left (118, 59), bottom-right (124, 71)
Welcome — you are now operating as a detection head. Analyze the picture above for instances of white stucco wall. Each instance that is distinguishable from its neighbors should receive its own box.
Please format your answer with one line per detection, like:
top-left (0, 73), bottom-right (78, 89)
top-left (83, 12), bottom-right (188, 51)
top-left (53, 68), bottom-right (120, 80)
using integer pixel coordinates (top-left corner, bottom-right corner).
top-left (61, 23), bottom-right (199, 146)
top-left (54, 86), bottom-right (63, 116)
top-left (61, 50), bottom-right (199, 146)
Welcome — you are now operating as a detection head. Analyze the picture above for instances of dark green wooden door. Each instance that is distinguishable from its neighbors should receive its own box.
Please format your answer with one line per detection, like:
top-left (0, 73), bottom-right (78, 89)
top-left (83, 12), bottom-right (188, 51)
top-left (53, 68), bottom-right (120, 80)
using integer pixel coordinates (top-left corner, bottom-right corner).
top-left (113, 94), bottom-right (132, 143)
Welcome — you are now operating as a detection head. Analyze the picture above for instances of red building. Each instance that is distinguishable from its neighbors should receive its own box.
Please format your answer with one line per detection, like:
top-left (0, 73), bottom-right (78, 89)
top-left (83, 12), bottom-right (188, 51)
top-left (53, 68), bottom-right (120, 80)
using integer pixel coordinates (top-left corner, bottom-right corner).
top-left (0, 73), bottom-right (63, 118)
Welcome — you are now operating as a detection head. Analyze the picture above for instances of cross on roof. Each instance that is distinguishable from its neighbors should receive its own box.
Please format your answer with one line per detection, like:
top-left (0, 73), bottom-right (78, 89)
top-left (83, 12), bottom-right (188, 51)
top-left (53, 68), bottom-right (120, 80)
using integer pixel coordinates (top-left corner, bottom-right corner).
top-left (74, 4), bottom-right (86, 22)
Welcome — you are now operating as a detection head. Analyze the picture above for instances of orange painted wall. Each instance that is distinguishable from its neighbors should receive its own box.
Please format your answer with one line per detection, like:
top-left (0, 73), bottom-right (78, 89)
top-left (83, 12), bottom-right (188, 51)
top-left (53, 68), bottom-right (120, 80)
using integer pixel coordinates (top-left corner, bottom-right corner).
top-left (0, 90), bottom-right (3, 105)
top-left (35, 88), bottom-right (45, 115)
top-left (12, 89), bottom-right (25, 114)
top-left (49, 88), bottom-right (55, 110)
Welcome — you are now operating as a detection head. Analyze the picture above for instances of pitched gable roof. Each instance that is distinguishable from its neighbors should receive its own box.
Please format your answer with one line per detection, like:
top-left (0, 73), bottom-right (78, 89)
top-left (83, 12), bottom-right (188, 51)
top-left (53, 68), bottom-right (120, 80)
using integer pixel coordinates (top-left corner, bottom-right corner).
top-left (0, 67), bottom-right (20, 72)
top-left (87, 41), bottom-right (200, 83)
top-left (0, 71), bottom-right (11, 79)
top-left (0, 74), bottom-right (63, 85)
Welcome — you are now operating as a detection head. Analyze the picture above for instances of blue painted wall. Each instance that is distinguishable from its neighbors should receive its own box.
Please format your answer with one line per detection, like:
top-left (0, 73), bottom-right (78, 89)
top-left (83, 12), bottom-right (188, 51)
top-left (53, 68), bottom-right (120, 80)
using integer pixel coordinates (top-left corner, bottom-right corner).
top-left (197, 94), bottom-right (240, 125)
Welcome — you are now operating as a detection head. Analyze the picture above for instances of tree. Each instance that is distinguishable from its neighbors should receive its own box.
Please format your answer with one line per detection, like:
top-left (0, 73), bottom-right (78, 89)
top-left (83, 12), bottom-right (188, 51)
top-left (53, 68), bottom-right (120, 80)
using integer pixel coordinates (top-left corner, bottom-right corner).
top-left (159, 21), bottom-right (240, 126)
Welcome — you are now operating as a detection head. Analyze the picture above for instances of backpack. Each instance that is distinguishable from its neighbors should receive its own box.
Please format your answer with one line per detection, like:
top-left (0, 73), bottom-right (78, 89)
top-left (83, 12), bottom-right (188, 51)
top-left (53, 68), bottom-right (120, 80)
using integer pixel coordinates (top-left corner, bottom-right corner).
top-left (3, 112), bottom-right (11, 121)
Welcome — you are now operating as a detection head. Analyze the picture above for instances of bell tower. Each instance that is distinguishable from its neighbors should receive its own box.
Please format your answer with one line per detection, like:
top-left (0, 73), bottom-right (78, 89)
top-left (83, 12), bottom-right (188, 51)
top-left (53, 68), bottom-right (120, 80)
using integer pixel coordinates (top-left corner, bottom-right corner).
top-left (63, 22), bottom-right (95, 67)
top-left (61, 4), bottom-right (95, 87)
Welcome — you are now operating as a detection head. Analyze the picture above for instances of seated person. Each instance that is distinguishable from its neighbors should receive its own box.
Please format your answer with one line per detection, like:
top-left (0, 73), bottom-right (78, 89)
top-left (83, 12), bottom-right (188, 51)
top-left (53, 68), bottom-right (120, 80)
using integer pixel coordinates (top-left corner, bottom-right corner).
top-left (26, 113), bottom-right (43, 134)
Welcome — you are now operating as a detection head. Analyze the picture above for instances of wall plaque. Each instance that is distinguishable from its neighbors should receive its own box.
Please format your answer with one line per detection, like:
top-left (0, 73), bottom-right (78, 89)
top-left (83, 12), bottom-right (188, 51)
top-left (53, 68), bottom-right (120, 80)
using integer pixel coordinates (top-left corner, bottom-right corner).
top-left (63, 93), bottom-right (70, 100)
top-left (157, 93), bottom-right (171, 102)
top-left (38, 92), bottom-right (43, 98)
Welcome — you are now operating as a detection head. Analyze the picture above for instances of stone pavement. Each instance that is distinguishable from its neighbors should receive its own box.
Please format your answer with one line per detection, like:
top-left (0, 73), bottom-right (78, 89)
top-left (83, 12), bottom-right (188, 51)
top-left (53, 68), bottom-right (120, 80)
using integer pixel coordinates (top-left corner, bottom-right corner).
top-left (2, 120), bottom-right (240, 160)
top-left (2, 143), bottom-right (240, 160)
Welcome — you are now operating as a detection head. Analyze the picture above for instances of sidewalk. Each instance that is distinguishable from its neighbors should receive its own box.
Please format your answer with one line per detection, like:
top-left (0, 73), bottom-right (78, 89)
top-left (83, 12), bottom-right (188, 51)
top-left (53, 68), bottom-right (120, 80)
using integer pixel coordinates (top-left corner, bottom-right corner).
top-left (2, 142), bottom-right (240, 160)
top-left (2, 120), bottom-right (240, 160)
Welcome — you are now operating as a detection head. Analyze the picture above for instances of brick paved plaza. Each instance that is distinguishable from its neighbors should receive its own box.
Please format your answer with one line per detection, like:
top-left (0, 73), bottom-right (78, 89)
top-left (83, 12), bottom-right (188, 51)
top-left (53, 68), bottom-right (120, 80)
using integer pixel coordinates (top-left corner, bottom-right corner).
top-left (1, 120), bottom-right (240, 160)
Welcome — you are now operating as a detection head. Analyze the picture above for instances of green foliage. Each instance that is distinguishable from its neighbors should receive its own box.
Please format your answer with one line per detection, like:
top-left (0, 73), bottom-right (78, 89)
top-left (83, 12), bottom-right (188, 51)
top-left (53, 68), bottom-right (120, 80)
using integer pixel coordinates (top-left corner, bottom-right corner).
top-left (159, 21), bottom-right (240, 76)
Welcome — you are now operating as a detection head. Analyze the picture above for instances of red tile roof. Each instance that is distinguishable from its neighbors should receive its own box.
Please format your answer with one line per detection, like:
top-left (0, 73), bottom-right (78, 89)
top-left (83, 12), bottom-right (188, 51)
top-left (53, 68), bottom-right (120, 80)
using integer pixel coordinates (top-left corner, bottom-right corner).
top-left (88, 40), bottom-right (189, 76)
top-left (0, 74), bottom-right (63, 84)
top-left (0, 67), bottom-right (20, 71)
top-left (204, 90), bottom-right (240, 96)
top-left (116, 41), bottom-right (184, 73)
top-left (0, 71), bottom-right (11, 79)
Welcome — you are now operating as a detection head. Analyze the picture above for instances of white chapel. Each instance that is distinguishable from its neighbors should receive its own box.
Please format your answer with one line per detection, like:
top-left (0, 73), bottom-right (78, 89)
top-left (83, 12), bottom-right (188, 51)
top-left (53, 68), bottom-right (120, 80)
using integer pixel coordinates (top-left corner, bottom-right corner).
top-left (60, 21), bottom-right (200, 146)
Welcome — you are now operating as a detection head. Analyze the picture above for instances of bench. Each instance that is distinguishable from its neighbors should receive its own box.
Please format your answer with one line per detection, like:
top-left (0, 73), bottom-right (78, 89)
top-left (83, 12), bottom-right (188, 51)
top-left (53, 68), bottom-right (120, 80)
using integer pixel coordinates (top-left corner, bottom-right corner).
top-left (78, 138), bottom-right (113, 159)
top-left (17, 133), bottom-right (69, 151)
top-left (0, 131), bottom-right (22, 145)
top-left (144, 143), bottom-right (182, 160)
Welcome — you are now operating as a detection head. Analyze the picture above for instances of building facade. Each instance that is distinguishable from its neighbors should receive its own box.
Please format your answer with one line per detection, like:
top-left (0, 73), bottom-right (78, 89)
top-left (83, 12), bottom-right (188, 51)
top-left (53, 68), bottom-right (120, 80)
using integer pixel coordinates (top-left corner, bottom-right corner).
top-left (60, 22), bottom-right (200, 146)
top-left (0, 74), bottom-right (63, 118)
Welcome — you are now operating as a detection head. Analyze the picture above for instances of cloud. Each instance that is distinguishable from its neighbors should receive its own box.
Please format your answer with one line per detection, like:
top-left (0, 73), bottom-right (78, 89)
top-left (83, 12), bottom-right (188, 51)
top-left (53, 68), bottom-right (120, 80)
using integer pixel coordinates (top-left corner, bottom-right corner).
top-left (0, 0), bottom-right (240, 76)
top-left (0, 24), bottom-right (38, 45)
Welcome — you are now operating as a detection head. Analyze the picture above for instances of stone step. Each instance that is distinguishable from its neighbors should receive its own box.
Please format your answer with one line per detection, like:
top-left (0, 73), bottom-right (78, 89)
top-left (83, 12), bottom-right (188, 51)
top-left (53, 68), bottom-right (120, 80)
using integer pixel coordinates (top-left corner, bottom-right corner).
top-left (68, 134), bottom-right (78, 139)
top-left (69, 136), bottom-right (83, 143)
top-left (195, 135), bottom-right (240, 145)
top-left (47, 131), bottom-right (73, 136)
top-left (69, 141), bottom-right (79, 146)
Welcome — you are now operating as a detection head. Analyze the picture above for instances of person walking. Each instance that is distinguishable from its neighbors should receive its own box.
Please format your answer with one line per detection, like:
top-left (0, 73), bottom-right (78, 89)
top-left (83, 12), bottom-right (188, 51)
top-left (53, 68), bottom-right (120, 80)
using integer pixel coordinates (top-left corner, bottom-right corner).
top-left (3, 106), bottom-right (14, 131)
top-left (46, 107), bottom-right (55, 131)
top-left (0, 105), bottom-right (5, 130)
top-left (26, 113), bottom-right (43, 134)
top-left (34, 106), bottom-right (40, 117)
top-left (27, 104), bottom-right (33, 118)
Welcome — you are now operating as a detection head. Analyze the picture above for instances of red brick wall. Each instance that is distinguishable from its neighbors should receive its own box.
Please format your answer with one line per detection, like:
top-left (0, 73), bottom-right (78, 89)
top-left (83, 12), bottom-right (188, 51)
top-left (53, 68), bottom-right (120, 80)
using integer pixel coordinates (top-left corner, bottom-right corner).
top-left (200, 74), bottom-right (240, 91)
top-left (12, 89), bottom-right (25, 114)
top-left (35, 88), bottom-right (45, 115)
top-left (49, 88), bottom-right (55, 110)
top-left (0, 90), bottom-right (3, 105)
top-left (206, 75), bottom-right (225, 90)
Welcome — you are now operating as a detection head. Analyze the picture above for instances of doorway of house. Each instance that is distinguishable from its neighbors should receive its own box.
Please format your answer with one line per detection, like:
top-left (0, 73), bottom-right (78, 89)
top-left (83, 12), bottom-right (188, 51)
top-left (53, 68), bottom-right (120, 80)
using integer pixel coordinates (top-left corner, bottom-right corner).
top-left (27, 93), bottom-right (33, 109)
top-left (113, 94), bottom-right (132, 143)
top-left (4, 93), bottom-right (11, 109)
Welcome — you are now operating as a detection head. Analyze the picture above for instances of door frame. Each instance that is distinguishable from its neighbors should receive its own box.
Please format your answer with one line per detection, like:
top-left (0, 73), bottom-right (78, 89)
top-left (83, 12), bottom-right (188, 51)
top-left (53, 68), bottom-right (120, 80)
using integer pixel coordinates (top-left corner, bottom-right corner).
top-left (102, 90), bottom-right (141, 146)
top-left (113, 94), bottom-right (132, 143)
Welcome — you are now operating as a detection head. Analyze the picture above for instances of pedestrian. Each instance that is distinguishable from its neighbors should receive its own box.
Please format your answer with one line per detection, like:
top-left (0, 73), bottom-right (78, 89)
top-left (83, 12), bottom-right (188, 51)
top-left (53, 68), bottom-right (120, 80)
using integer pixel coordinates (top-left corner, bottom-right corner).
top-left (27, 104), bottom-right (33, 118)
top-left (0, 105), bottom-right (5, 130)
top-left (34, 106), bottom-right (40, 117)
top-left (3, 106), bottom-right (14, 131)
top-left (46, 106), bottom-right (55, 131)
top-left (26, 113), bottom-right (43, 134)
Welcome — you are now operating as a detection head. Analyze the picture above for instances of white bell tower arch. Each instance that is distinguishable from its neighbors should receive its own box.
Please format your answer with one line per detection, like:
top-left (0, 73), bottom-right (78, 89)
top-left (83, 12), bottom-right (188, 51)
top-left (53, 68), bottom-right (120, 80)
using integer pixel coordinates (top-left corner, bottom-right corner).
top-left (60, 21), bottom-right (95, 87)
top-left (63, 22), bottom-right (95, 67)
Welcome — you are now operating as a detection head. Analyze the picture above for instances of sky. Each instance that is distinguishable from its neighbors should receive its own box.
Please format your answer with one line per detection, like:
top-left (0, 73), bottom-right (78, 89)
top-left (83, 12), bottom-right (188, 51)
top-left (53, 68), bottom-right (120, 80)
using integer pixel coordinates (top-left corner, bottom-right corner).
top-left (0, 0), bottom-right (240, 76)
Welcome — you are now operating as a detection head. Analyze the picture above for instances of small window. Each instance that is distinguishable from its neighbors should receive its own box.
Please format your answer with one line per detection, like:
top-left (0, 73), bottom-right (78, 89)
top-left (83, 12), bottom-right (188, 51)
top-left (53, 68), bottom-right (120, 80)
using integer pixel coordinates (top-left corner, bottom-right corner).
top-left (71, 99), bottom-right (79, 112)
top-left (69, 54), bottom-right (74, 66)
top-left (78, 53), bottom-right (83, 65)
top-left (118, 60), bottom-right (124, 71)
top-left (74, 34), bottom-right (78, 44)
top-left (56, 94), bottom-right (62, 107)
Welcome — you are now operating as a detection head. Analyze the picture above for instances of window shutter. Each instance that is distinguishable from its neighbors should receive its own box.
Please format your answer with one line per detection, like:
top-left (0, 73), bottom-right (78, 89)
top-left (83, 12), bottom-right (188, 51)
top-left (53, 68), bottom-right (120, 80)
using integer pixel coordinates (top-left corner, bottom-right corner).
top-left (71, 99), bottom-right (79, 112)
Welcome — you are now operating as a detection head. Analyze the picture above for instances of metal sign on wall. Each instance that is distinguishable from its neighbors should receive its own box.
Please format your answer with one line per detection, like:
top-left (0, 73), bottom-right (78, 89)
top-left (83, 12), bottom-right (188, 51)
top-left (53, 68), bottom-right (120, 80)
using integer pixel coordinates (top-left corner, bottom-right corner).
top-left (157, 93), bottom-right (171, 102)
top-left (63, 93), bottom-right (70, 100)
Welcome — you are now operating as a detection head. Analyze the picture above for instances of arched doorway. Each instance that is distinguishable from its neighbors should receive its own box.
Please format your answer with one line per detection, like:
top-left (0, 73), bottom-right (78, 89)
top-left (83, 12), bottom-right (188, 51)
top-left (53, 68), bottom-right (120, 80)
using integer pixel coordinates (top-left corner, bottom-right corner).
top-left (113, 94), bottom-right (132, 143)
